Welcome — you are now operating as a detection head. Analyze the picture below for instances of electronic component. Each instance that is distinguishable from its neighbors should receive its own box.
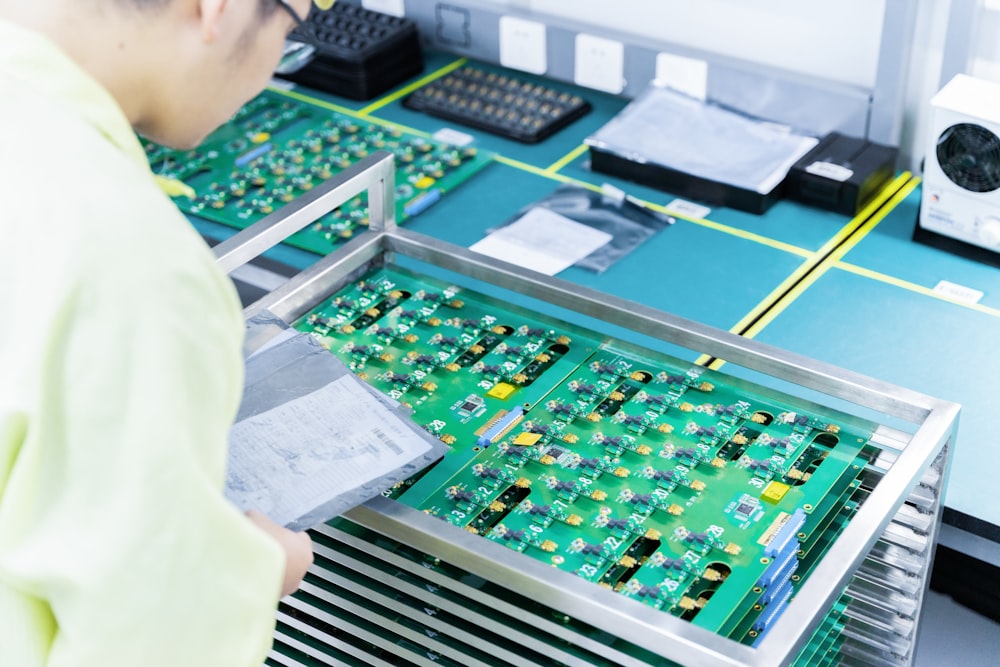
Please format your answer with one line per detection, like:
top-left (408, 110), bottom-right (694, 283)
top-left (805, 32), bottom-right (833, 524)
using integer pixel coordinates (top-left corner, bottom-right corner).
top-left (476, 406), bottom-right (525, 447)
top-left (143, 90), bottom-right (492, 256)
top-left (785, 132), bottom-right (898, 215)
top-left (725, 493), bottom-right (764, 527)
top-left (403, 65), bottom-right (592, 143)
top-left (291, 266), bottom-right (879, 648)
top-left (586, 85), bottom-right (818, 214)
top-left (247, 228), bottom-right (955, 667)
top-left (761, 508), bottom-right (808, 559)
top-left (453, 393), bottom-right (485, 418)
top-left (277, 2), bottom-right (423, 100)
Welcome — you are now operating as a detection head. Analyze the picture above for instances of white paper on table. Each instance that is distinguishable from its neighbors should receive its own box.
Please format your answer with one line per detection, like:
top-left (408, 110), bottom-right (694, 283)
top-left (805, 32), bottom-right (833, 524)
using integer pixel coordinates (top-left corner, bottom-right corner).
top-left (469, 207), bottom-right (613, 275)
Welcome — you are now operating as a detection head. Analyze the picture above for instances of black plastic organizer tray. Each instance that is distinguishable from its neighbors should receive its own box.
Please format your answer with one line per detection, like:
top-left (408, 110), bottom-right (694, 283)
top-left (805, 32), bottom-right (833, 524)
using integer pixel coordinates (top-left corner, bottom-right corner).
top-left (278, 3), bottom-right (423, 101)
top-left (403, 65), bottom-right (591, 143)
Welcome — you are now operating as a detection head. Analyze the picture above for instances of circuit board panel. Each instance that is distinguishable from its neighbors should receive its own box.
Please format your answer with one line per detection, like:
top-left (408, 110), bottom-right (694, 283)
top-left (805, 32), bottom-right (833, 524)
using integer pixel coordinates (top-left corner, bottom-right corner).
top-left (143, 89), bottom-right (493, 255)
top-left (292, 266), bottom-right (878, 649)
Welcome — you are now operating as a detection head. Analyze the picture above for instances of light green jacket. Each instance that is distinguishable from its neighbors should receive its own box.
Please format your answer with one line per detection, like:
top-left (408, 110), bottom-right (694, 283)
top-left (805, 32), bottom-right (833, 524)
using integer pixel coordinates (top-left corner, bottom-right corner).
top-left (0, 19), bottom-right (284, 667)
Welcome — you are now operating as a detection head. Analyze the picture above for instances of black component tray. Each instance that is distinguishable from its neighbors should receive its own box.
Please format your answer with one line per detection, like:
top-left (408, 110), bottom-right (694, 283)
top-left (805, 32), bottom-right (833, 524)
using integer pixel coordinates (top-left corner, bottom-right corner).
top-left (404, 65), bottom-right (591, 143)
top-left (278, 3), bottom-right (423, 101)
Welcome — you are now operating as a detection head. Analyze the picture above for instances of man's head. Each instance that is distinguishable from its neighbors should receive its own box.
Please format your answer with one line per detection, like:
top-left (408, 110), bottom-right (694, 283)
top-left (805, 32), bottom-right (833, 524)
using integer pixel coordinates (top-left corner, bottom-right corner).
top-left (131, 0), bottom-right (319, 148)
top-left (0, 0), bottom-right (331, 149)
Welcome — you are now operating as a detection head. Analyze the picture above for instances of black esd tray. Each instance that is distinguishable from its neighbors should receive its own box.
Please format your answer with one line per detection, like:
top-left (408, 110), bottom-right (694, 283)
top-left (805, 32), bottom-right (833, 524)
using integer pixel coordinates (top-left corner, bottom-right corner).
top-left (404, 65), bottom-right (591, 143)
top-left (278, 3), bottom-right (423, 101)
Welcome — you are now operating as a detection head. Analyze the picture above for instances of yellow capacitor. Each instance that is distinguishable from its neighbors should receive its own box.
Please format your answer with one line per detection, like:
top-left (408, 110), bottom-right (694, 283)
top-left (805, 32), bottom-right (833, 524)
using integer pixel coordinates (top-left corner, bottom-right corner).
top-left (513, 432), bottom-right (542, 446)
top-left (762, 481), bottom-right (791, 504)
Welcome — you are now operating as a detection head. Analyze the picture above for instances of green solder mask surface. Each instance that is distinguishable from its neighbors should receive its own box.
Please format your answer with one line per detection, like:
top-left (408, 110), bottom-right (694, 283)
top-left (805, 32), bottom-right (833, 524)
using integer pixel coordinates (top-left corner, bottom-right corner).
top-left (293, 266), bottom-right (878, 646)
top-left (143, 90), bottom-right (493, 255)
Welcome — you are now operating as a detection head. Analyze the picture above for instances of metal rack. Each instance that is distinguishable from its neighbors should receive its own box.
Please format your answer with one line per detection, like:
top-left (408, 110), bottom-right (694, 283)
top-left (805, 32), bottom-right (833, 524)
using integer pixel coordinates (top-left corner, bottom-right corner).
top-left (214, 153), bottom-right (958, 667)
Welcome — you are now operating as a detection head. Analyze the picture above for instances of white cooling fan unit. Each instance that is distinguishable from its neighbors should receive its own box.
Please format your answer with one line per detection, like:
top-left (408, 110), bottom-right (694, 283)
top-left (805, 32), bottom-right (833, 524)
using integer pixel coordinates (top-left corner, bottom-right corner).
top-left (919, 73), bottom-right (1000, 254)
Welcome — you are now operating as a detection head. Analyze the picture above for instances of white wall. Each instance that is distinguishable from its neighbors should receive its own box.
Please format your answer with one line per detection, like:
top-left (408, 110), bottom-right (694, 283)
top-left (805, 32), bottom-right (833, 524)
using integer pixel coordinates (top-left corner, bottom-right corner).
top-left (487, 0), bottom-right (983, 171)
top-left (897, 0), bottom-right (953, 171)
top-left (525, 0), bottom-right (886, 88)
top-left (971, 1), bottom-right (1000, 82)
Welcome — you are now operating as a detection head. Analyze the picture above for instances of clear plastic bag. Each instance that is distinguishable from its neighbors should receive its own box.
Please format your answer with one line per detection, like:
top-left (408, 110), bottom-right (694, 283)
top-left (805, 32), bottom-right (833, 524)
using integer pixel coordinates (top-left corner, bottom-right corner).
top-left (493, 183), bottom-right (675, 273)
top-left (586, 84), bottom-right (819, 195)
top-left (225, 313), bottom-right (446, 530)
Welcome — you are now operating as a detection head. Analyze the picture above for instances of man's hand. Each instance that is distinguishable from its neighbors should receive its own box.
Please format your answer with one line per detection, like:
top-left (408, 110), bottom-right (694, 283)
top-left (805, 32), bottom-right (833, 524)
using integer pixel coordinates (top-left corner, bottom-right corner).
top-left (245, 509), bottom-right (314, 597)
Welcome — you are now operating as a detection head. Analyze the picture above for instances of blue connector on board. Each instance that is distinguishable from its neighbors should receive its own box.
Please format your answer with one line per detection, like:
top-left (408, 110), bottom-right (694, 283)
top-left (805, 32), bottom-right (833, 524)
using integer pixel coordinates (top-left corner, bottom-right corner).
top-left (477, 406), bottom-right (524, 447)
top-left (765, 508), bottom-right (807, 558)
top-left (235, 142), bottom-right (273, 167)
top-left (760, 558), bottom-right (798, 605)
top-left (752, 581), bottom-right (794, 646)
top-left (404, 188), bottom-right (442, 217)
top-left (758, 542), bottom-right (799, 591)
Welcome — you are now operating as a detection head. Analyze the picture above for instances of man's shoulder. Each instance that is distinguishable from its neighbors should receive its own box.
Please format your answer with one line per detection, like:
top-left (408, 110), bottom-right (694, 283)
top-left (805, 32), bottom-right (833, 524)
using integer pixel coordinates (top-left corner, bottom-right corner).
top-left (0, 77), bottom-right (241, 318)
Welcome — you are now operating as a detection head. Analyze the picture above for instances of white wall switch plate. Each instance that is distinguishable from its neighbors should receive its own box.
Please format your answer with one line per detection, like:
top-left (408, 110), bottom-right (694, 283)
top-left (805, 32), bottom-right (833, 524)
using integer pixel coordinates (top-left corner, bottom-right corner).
top-left (655, 52), bottom-right (708, 100)
top-left (499, 16), bottom-right (547, 75)
top-left (574, 33), bottom-right (625, 94)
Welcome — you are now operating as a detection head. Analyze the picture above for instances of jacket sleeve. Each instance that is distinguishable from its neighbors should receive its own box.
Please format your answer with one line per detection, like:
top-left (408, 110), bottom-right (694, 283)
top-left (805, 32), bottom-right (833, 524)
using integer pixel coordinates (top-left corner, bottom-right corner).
top-left (2, 245), bottom-right (285, 667)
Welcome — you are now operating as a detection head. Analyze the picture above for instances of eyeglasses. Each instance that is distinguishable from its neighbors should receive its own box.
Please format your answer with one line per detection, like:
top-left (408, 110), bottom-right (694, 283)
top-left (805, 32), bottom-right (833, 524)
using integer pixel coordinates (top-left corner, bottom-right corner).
top-left (274, 0), bottom-right (310, 32)
top-left (274, 0), bottom-right (317, 75)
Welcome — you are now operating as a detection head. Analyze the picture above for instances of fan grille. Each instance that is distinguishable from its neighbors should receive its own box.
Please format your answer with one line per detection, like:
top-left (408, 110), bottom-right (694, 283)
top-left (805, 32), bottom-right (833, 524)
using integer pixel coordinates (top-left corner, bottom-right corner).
top-left (936, 122), bottom-right (1000, 193)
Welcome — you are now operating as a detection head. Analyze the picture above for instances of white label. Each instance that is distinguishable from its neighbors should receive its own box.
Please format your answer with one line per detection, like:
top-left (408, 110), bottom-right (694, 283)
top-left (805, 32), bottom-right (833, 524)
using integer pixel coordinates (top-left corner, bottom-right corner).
top-left (666, 198), bottom-right (712, 219)
top-left (933, 280), bottom-right (984, 304)
top-left (469, 208), bottom-right (612, 276)
top-left (432, 127), bottom-right (475, 147)
top-left (600, 183), bottom-right (627, 205)
top-left (805, 161), bottom-right (854, 182)
top-left (361, 0), bottom-right (405, 17)
top-left (655, 52), bottom-right (708, 101)
top-left (574, 34), bottom-right (625, 94)
top-left (499, 16), bottom-right (547, 75)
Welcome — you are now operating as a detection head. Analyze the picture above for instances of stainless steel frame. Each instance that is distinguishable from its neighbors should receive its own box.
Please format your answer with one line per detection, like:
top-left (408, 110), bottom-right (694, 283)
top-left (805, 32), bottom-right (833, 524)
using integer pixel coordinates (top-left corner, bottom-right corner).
top-left (216, 153), bottom-right (958, 667)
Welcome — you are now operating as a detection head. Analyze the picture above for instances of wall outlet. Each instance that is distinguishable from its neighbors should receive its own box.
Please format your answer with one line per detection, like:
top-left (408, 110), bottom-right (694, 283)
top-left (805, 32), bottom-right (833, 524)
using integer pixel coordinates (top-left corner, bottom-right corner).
top-left (574, 33), bottom-right (625, 94)
top-left (499, 16), bottom-right (547, 75)
top-left (655, 52), bottom-right (709, 100)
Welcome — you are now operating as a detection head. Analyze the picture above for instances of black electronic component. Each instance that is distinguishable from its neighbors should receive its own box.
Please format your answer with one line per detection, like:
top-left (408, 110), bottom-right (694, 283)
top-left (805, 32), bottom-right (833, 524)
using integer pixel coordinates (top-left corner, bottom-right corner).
top-left (589, 144), bottom-right (784, 215)
top-left (585, 87), bottom-right (813, 215)
top-left (403, 65), bottom-right (591, 143)
top-left (785, 132), bottom-right (898, 215)
top-left (277, 3), bottom-right (424, 100)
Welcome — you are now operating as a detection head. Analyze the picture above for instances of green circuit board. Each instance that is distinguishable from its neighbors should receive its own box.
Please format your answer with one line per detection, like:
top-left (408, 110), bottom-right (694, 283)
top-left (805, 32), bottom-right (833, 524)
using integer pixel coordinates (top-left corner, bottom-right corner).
top-left (143, 89), bottom-right (493, 256)
top-left (292, 265), bottom-right (879, 648)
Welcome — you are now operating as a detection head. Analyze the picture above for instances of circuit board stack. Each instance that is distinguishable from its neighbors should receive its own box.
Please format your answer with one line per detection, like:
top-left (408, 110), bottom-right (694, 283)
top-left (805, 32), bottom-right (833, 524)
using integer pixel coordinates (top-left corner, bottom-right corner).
top-left (271, 265), bottom-right (890, 665)
top-left (143, 90), bottom-right (492, 255)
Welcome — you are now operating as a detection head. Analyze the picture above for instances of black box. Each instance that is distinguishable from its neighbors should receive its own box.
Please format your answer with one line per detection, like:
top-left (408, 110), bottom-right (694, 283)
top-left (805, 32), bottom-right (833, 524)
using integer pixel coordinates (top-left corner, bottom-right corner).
top-left (277, 3), bottom-right (423, 101)
top-left (588, 145), bottom-right (783, 215)
top-left (585, 86), bottom-right (821, 215)
top-left (785, 133), bottom-right (898, 216)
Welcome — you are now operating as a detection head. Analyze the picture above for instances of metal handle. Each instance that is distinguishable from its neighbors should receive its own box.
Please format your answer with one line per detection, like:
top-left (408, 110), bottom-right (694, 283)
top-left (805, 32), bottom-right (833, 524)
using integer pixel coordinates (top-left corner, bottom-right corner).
top-left (213, 150), bottom-right (396, 274)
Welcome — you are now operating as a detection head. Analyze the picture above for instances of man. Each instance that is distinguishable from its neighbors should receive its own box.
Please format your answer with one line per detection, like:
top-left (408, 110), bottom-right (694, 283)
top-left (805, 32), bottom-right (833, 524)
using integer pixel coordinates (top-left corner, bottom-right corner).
top-left (0, 1), bottom-right (332, 664)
